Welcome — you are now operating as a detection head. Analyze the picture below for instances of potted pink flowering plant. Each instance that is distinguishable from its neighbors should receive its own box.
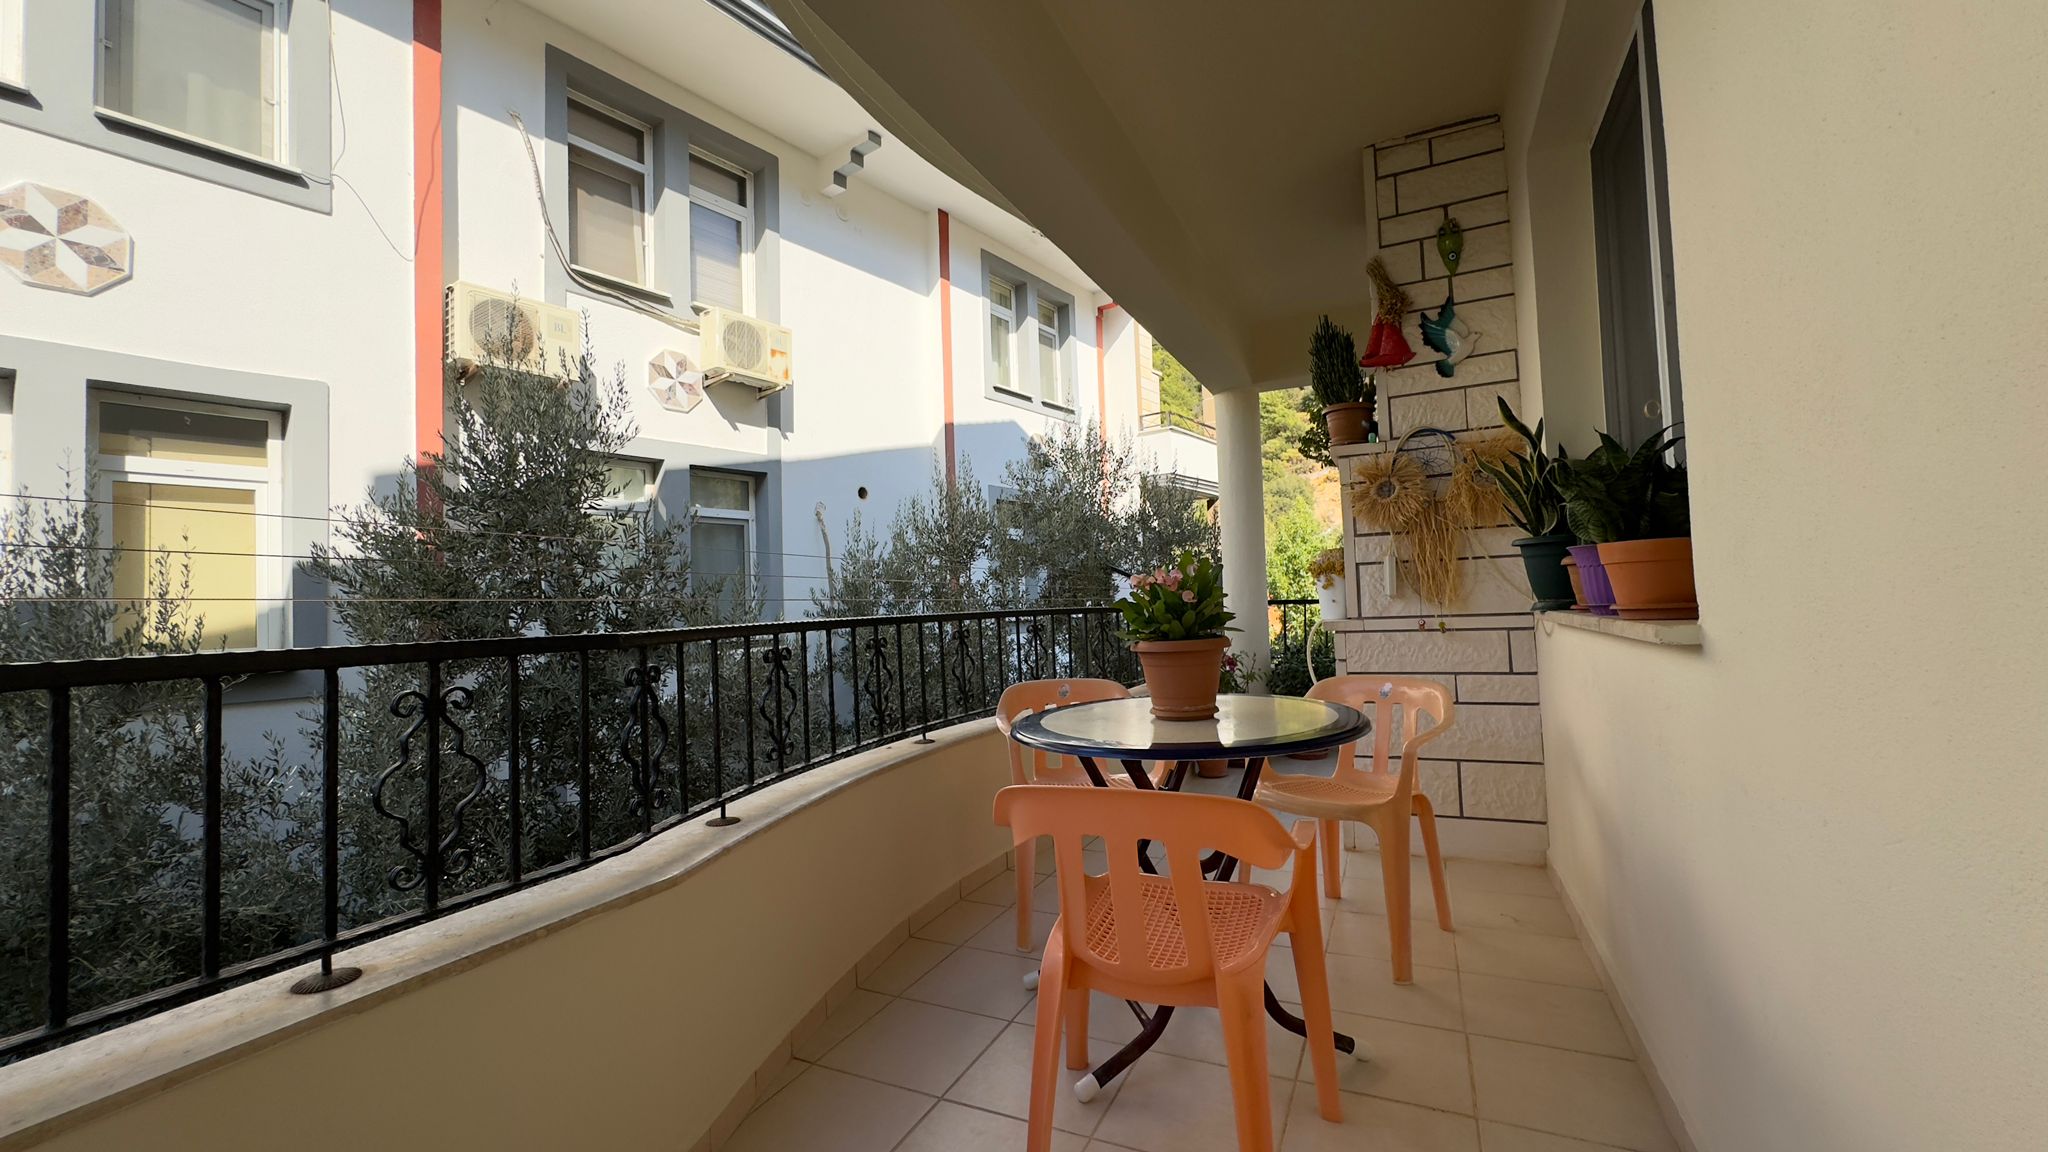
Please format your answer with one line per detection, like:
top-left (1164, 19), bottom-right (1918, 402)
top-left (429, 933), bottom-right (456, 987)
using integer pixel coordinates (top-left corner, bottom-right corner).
top-left (1115, 551), bottom-right (1236, 719)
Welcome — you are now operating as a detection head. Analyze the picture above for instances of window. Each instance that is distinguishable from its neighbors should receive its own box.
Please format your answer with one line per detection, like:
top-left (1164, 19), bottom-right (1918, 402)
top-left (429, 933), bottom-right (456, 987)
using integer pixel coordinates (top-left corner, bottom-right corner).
top-left (689, 469), bottom-right (754, 592)
top-left (689, 152), bottom-right (749, 311)
top-left (0, 0), bottom-right (25, 91)
top-left (987, 275), bottom-right (1018, 394)
top-left (983, 256), bottom-right (1077, 415)
top-left (1591, 1), bottom-right (1682, 455)
top-left (596, 455), bottom-right (657, 548)
top-left (99, 0), bottom-right (286, 162)
top-left (567, 94), bottom-right (652, 285)
top-left (0, 375), bottom-right (12, 494)
top-left (94, 395), bottom-right (284, 650)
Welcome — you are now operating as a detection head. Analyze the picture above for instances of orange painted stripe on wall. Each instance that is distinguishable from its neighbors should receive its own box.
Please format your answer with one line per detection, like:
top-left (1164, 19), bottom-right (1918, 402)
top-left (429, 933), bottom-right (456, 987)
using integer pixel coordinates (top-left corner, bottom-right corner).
top-left (413, 0), bottom-right (445, 467)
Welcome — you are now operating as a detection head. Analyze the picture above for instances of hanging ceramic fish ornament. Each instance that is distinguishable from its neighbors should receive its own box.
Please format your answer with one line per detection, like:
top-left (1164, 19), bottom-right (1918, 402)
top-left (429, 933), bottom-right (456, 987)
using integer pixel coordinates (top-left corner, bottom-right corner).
top-left (1421, 217), bottom-right (1480, 378)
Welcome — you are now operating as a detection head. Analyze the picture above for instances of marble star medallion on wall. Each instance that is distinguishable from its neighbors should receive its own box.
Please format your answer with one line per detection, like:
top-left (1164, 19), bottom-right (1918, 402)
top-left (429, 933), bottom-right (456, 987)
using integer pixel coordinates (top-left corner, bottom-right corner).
top-left (648, 349), bottom-right (706, 414)
top-left (0, 182), bottom-right (134, 295)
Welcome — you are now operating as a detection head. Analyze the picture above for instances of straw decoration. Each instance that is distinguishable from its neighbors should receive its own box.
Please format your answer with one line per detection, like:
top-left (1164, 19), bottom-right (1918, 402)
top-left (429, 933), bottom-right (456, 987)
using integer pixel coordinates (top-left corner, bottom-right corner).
top-left (1447, 431), bottom-right (1515, 530)
top-left (1351, 451), bottom-right (1429, 532)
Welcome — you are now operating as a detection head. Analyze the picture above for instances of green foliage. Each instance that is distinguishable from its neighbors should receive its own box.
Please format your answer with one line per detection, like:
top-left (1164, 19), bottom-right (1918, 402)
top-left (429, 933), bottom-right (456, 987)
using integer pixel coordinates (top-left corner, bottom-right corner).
top-left (1266, 499), bottom-right (1336, 601)
top-left (1295, 388), bottom-right (1335, 468)
top-left (1307, 315), bottom-right (1367, 407)
top-left (1475, 398), bottom-right (1571, 538)
top-left (1554, 425), bottom-right (1690, 545)
top-left (1266, 626), bottom-right (1336, 699)
top-left (0, 481), bottom-right (315, 1037)
top-left (1153, 343), bottom-right (1204, 423)
top-left (812, 421), bottom-right (1217, 616)
top-left (1115, 551), bottom-right (1235, 642)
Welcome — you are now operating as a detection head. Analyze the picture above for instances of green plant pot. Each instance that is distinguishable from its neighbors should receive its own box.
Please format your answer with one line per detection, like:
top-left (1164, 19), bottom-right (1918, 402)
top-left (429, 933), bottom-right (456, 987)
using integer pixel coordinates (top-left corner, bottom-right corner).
top-left (1512, 533), bottom-right (1577, 611)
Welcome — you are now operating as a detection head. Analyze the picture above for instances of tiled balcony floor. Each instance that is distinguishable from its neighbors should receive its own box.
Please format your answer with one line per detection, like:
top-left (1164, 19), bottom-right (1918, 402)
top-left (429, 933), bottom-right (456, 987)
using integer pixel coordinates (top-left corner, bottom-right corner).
top-left (727, 840), bottom-right (1678, 1152)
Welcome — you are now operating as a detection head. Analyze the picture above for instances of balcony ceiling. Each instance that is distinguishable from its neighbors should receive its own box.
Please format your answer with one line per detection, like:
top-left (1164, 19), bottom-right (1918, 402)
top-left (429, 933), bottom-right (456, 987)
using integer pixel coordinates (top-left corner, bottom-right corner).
top-left (774, 0), bottom-right (1543, 391)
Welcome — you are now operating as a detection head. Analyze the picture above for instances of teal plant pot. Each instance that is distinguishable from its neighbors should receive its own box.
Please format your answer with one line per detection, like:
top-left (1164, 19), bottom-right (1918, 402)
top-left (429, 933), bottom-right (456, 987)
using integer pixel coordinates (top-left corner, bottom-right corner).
top-left (1513, 533), bottom-right (1577, 611)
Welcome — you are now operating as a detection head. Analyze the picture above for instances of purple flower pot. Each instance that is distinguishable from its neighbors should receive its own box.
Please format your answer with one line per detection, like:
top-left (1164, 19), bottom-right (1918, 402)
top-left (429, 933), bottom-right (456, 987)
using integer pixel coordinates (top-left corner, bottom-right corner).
top-left (1567, 544), bottom-right (1618, 616)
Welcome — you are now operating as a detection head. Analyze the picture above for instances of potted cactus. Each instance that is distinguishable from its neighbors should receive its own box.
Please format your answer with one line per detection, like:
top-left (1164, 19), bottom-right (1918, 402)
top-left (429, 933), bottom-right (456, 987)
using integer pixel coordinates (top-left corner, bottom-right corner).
top-left (1116, 551), bottom-right (1237, 719)
top-left (1308, 316), bottom-right (1375, 447)
top-left (1474, 398), bottom-right (1575, 611)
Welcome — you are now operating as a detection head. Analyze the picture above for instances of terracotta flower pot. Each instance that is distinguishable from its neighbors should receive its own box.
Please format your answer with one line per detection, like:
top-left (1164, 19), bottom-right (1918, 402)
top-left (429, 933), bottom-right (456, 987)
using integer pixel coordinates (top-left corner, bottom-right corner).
top-left (1133, 636), bottom-right (1229, 719)
top-left (1196, 759), bottom-right (1233, 778)
top-left (1322, 400), bottom-right (1375, 447)
top-left (1560, 553), bottom-right (1590, 612)
top-left (1597, 538), bottom-right (1698, 620)
top-left (1511, 533), bottom-right (1576, 611)
top-left (1567, 544), bottom-right (1617, 616)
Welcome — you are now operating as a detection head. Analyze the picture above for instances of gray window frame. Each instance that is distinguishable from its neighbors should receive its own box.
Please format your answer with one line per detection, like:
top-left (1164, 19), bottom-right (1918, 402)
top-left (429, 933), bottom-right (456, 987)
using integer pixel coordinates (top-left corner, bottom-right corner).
top-left (543, 47), bottom-right (781, 322)
top-left (981, 252), bottom-right (1078, 418)
top-left (0, 0), bottom-right (332, 211)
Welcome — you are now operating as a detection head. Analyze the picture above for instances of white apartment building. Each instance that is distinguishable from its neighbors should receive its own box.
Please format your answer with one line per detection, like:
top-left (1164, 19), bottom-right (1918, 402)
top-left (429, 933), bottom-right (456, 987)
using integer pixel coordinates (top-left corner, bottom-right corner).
top-left (0, 0), bottom-right (1217, 644)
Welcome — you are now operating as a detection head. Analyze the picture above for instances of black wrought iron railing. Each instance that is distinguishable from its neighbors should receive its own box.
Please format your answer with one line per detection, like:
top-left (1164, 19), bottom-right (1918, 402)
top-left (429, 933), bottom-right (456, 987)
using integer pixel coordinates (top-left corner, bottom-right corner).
top-left (1266, 597), bottom-right (1334, 698)
top-left (1138, 409), bottom-right (1216, 439)
top-left (0, 606), bottom-right (1135, 1063)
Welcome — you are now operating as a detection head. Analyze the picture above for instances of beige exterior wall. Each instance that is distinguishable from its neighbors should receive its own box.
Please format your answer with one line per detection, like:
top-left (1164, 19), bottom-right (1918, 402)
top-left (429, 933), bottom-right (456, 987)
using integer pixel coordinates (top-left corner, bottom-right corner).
top-left (1335, 118), bottom-right (1546, 862)
top-left (1515, 2), bottom-right (2048, 1150)
top-left (6, 726), bottom-right (1014, 1152)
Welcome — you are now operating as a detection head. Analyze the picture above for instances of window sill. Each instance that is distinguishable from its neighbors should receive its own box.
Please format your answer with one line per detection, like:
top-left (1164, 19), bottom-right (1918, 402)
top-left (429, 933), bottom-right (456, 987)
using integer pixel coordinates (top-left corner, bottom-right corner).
top-left (93, 107), bottom-right (306, 182)
top-left (567, 265), bottom-right (677, 309)
top-left (1538, 610), bottom-right (1701, 647)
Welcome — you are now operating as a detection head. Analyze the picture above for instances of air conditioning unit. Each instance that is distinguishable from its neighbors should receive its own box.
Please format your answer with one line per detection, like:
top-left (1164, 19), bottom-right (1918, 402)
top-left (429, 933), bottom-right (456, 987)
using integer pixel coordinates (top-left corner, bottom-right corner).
top-left (699, 307), bottom-right (793, 395)
top-left (445, 282), bottom-right (584, 368)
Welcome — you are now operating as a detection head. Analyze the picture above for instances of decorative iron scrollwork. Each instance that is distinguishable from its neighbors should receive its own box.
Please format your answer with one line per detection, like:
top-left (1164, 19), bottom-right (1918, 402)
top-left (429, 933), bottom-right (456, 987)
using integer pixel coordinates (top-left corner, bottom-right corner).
top-left (621, 663), bottom-right (672, 816)
top-left (1024, 619), bottom-right (1049, 680)
top-left (1090, 613), bottom-right (1120, 679)
top-left (862, 631), bottom-right (894, 731)
top-left (756, 644), bottom-right (799, 768)
top-left (947, 623), bottom-right (980, 708)
top-left (373, 684), bottom-right (491, 892)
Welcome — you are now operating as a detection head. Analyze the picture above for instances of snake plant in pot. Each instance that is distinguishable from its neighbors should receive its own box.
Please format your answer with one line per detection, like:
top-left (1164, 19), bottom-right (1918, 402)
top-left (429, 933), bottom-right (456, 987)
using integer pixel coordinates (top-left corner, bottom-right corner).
top-left (1474, 398), bottom-right (1575, 611)
top-left (1116, 551), bottom-right (1237, 719)
top-left (1555, 425), bottom-right (1693, 619)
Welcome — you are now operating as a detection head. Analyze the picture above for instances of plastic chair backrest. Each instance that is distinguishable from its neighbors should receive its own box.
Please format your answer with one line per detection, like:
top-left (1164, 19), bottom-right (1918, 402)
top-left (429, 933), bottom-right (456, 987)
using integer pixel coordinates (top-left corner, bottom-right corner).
top-left (996, 678), bottom-right (1131, 785)
top-left (1306, 676), bottom-right (1454, 802)
top-left (994, 785), bottom-right (1297, 987)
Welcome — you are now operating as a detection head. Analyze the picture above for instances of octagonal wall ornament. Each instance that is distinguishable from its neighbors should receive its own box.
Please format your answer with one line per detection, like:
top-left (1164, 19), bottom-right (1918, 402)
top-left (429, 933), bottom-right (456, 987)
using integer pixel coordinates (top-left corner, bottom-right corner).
top-left (648, 349), bottom-right (705, 414)
top-left (0, 183), bottom-right (134, 295)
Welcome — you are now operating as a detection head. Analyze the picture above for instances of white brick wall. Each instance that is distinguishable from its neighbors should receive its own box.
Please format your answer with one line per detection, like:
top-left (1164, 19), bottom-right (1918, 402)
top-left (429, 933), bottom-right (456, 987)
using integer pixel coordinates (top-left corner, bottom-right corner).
top-left (1331, 115), bottom-right (1547, 832)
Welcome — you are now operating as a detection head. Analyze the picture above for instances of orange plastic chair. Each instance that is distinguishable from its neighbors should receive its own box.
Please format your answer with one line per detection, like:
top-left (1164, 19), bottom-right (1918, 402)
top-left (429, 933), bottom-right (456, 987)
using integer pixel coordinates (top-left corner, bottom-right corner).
top-left (996, 678), bottom-right (1163, 950)
top-left (994, 785), bottom-right (1345, 1152)
top-left (1254, 677), bottom-right (1455, 983)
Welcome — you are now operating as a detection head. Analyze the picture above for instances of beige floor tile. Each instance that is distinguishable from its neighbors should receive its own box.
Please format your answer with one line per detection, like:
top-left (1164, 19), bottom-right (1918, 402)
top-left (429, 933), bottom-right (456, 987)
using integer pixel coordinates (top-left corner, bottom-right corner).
top-left (1086, 1143), bottom-right (1146, 1151)
top-left (816, 997), bottom-right (1008, 1095)
top-left (1303, 1012), bottom-right (1473, 1115)
top-left (1315, 950), bottom-right (1464, 1030)
top-left (1092, 1051), bottom-right (1294, 1152)
top-left (1279, 1089), bottom-right (1481, 1152)
top-left (1338, 853), bottom-right (1448, 920)
top-left (904, 944), bottom-right (1043, 1020)
top-left (1469, 1037), bottom-right (1675, 1152)
top-left (1446, 859), bottom-right (1556, 898)
top-left (965, 907), bottom-right (1060, 957)
top-left (945, 1022), bottom-right (1131, 1136)
top-left (1478, 1119), bottom-right (1636, 1150)
top-left (793, 988), bottom-right (893, 1062)
top-left (914, 899), bottom-right (1007, 946)
top-left (722, 1065), bottom-right (934, 1152)
top-left (964, 869), bottom-right (1024, 907)
top-left (898, 1100), bottom-right (1088, 1152)
top-left (1328, 910), bottom-right (1458, 969)
top-left (1146, 1003), bottom-right (1307, 1077)
top-left (1454, 928), bottom-right (1601, 989)
top-left (860, 938), bottom-right (957, 996)
top-left (755, 1055), bottom-right (810, 1108)
top-left (1459, 974), bottom-right (1630, 1057)
top-left (1452, 890), bottom-right (1577, 938)
top-left (1035, 873), bottom-right (1063, 912)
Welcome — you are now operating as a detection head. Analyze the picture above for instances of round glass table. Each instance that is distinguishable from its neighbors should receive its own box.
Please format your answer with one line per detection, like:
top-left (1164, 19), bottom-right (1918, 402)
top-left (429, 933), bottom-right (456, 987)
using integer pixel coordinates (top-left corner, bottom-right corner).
top-left (1007, 694), bottom-right (1371, 1095)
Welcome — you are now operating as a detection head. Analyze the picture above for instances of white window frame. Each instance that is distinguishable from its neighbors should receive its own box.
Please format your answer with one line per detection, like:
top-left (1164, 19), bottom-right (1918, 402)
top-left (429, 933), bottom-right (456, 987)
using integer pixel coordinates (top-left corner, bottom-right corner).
top-left (982, 255), bottom-right (1076, 417)
top-left (90, 392), bottom-right (287, 650)
top-left (0, 0), bottom-right (27, 92)
top-left (687, 148), bottom-right (753, 313)
top-left (95, 0), bottom-right (291, 165)
top-left (689, 468), bottom-right (756, 584)
top-left (566, 91), bottom-right (656, 289)
top-left (595, 455), bottom-right (659, 550)
top-left (987, 273), bottom-right (1020, 397)
top-left (0, 375), bottom-right (13, 495)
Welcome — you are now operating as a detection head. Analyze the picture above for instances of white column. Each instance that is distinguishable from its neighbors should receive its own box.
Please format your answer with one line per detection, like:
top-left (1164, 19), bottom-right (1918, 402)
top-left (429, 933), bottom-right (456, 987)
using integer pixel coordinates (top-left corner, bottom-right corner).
top-left (1213, 387), bottom-right (1270, 684)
